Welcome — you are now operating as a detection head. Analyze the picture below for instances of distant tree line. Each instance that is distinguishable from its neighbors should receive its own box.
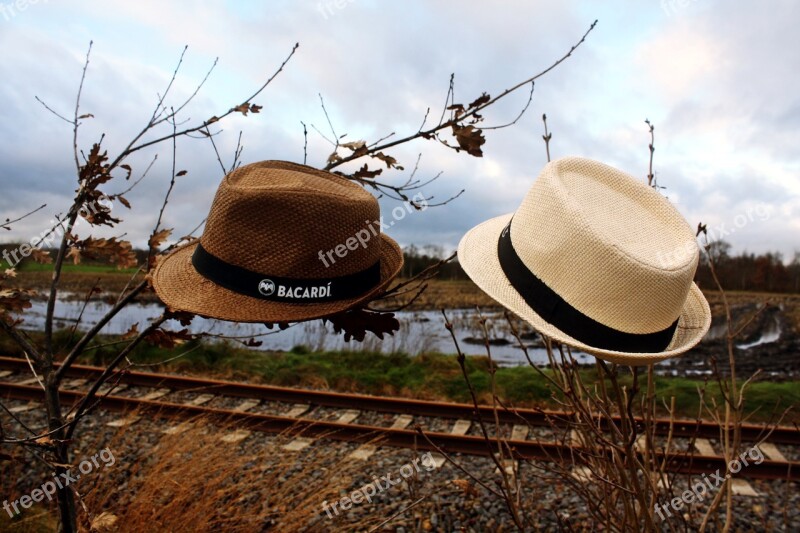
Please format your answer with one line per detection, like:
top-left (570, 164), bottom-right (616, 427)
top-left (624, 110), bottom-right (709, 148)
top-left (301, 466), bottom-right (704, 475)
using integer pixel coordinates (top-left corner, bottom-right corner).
top-left (695, 240), bottom-right (800, 293)
top-left (401, 244), bottom-right (467, 280)
top-left (4, 241), bottom-right (799, 293)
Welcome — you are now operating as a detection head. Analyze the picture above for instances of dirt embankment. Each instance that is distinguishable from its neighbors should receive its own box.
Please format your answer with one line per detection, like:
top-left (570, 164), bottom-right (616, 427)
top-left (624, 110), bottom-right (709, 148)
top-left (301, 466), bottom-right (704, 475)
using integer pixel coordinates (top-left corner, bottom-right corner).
top-left (671, 300), bottom-right (800, 379)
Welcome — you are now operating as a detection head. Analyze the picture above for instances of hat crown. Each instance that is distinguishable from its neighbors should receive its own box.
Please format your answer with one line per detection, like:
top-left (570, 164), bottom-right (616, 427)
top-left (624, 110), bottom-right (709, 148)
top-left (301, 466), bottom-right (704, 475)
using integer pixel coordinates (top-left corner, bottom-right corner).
top-left (200, 161), bottom-right (380, 279)
top-left (510, 157), bottom-right (699, 334)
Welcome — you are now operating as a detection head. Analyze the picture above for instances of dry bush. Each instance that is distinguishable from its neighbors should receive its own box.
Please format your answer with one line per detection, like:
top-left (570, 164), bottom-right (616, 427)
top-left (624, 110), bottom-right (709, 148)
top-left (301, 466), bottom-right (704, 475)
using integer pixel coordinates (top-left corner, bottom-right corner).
top-left (79, 415), bottom-right (370, 532)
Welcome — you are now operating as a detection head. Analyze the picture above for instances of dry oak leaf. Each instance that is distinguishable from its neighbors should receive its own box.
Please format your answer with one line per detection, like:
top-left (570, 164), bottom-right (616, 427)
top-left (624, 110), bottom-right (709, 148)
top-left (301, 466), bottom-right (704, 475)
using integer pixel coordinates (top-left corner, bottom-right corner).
top-left (146, 328), bottom-right (194, 349)
top-left (451, 124), bottom-right (485, 157)
top-left (30, 248), bottom-right (52, 264)
top-left (69, 237), bottom-right (137, 269)
top-left (325, 308), bottom-right (400, 342)
top-left (148, 228), bottom-right (173, 250)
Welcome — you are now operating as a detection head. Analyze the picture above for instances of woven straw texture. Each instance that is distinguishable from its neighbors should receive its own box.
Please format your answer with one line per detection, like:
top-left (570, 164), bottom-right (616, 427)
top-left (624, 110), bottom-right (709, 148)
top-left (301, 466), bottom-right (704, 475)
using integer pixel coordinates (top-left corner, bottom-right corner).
top-left (458, 157), bottom-right (711, 365)
top-left (152, 161), bottom-right (403, 323)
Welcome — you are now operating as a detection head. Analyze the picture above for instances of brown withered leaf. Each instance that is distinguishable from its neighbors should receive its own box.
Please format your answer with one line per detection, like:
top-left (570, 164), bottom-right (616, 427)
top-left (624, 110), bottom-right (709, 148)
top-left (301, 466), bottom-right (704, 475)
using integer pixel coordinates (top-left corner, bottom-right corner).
top-left (146, 328), bottom-right (194, 349)
top-left (175, 170), bottom-right (188, 177)
top-left (119, 164), bottom-right (132, 180)
top-left (206, 116), bottom-right (220, 125)
top-left (91, 512), bottom-right (118, 532)
top-left (78, 113), bottom-right (94, 119)
top-left (341, 140), bottom-right (368, 159)
top-left (452, 479), bottom-right (479, 498)
top-left (242, 338), bottom-right (263, 347)
top-left (79, 143), bottom-right (112, 190)
top-left (352, 164), bottom-right (383, 180)
top-left (327, 151), bottom-right (343, 165)
top-left (250, 104), bottom-right (262, 114)
top-left (0, 288), bottom-right (36, 316)
top-left (468, 92), bottom-right (491, 109)
top-left (30, 248), bottom-right (52, 265)
top-left (34, 436), bottom-right (55, 447)
top-left (81, 189), bottom-right (121, 228)
top-left (447, 103), bottom-right (466, 117)
top-left (165, 309), bottom-right (195, 327)
top-left (67, 246), bottom-right (82, 265)
top-left (372, 152), bottom-right (403, 170)
top-left (115, 195), bottom-right (131, 209)
top-left (451, 124), bottom-right (485, 157)
top-left (341, 140), bottom-right (366, 151)
top-left (70, 237), bottom-right (137, 269)
top-left (232, 103), bottom-right (251, 115)
top-left (4, 268), bottom-right (16, 278)
top-left (121, 323), bottom-right (139, 340)
top-left (148, 229), bottom-right (172, 250)
top-left (325, 309), bottom-right (399, 342)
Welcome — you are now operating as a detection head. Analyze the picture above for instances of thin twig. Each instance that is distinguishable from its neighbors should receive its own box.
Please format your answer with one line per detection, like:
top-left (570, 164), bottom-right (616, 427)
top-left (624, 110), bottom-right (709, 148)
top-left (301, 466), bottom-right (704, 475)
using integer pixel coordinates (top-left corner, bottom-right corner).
top-left (0, 204), bottom-right (47, 231)
top-left (325, 21), bottom-right (597, 171)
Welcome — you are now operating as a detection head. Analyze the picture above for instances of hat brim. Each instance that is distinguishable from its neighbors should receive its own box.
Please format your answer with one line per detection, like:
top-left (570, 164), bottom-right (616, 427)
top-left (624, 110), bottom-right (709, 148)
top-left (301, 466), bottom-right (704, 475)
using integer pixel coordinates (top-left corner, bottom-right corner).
top-left (458, 214), bottom-right (711, 365)
top-left (152, 235), bottom-right (403, 323)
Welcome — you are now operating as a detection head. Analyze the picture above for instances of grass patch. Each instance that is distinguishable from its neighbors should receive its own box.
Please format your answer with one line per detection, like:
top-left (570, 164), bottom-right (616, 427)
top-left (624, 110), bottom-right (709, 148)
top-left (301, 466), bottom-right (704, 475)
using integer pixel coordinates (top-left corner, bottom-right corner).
top-left (1, 331), bottom-right (797, 422)
top-left (4, 260), bottom-right (139, 275)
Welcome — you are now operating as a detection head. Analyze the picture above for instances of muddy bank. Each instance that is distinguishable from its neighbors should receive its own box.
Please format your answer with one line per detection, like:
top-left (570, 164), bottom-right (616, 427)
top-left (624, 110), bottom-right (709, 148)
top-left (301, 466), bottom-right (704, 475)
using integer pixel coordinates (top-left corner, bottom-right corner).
top-left (668, 304), bottom-right (800, 379)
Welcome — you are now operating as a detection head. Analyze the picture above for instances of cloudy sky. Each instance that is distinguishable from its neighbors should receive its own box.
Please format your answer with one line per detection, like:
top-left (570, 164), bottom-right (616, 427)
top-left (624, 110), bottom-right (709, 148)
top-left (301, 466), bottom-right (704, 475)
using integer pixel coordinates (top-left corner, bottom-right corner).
top-left (1, 0), bottom-right (798, 261)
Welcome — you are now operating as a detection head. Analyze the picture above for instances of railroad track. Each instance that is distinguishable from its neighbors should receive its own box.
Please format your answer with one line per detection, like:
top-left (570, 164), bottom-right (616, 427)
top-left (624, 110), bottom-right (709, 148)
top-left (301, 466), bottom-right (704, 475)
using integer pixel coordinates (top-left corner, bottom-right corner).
top-left (1, 356), bottom-right (798, 482)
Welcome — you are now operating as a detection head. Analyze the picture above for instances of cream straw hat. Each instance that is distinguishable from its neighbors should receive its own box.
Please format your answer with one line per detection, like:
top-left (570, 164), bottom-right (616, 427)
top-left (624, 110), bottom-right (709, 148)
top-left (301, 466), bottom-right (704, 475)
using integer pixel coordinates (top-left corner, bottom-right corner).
top-left (458, 157), bottom-right (711, 365)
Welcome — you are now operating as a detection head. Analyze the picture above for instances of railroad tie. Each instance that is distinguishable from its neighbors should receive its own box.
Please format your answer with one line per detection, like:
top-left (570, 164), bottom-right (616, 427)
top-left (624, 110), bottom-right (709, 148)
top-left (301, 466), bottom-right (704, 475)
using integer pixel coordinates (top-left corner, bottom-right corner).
top-left (233, 399), bottom-right (261, 412)
top-left (17, 377), bottom-right (42, 386)
top-left (285, 404), bottom-right (310, 417)
top-left (495, 424), bottom-right (530, 476)
top-left (162, 422), bottom-right (192, 435)
top-left (430, 419), bottom-right (473, 469)
top-left (220, 429), bottom-right (253, 444)
top-left (731, 478), bottom-right (759, 497)
top-left (217, 399), bottom-right (262, 443)
top-left (694, 438), bottom-right (717, 457)
top-left (335, 409), bottom-right (361, 424)
top-left (98, 383), bottom-right (129, 395)
top-left (759, 442), bottom-right (787, 462)
top-left (283, 409), bottom-right (362, 452)
top-left (511, 424), bottom-right (529, 441)
top-left (694, 439), bottom-right (759, 497)
top-left (348, 414), bottom-right (414, 461)
top-left (9, 402), bottom-right (37, 414)
top-left (140, 388), bottom-right (171, 401)
top-left (569, 429), bottom-right (596, 481)
top-left (63, 378), bottom-right (89, 390)
top-left (106, 415), bottom-right (140, 428)
top-left (571, 466), bottom-right (594, 482)
top-left (188, 394), bottom-right (215, 406)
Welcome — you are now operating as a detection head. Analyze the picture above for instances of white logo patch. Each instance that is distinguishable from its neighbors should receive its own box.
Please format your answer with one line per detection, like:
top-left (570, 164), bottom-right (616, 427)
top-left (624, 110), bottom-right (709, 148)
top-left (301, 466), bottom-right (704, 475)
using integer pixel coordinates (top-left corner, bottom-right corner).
top-left (258, 279), bottom-right (276, 296)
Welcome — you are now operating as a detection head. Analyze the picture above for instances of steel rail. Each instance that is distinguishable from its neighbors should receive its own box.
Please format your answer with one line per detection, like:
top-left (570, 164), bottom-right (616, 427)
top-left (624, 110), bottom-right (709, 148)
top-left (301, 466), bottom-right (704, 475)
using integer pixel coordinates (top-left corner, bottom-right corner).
top-left (1, 356), bottom-right (798, 445)
top-left (1, 382), bottom-right (797, 481)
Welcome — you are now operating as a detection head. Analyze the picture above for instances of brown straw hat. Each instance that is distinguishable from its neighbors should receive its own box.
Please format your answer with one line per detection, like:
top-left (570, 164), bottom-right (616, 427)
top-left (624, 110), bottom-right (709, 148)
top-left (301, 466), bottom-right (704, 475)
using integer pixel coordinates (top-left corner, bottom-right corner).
top-left (458, 157), bottom-right (711, 365)
top-left (152, 160), bottom-right (403, 323)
